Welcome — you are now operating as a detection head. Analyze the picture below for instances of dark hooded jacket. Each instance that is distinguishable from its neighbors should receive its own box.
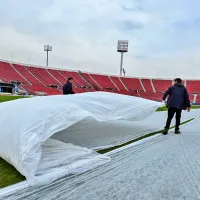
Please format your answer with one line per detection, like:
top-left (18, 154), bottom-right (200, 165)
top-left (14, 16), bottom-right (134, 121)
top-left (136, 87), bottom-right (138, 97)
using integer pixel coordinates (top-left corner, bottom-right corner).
top-left (162, 83), bottom-right (191, 110)
top-left (63, 81), bottom-right (75, 95)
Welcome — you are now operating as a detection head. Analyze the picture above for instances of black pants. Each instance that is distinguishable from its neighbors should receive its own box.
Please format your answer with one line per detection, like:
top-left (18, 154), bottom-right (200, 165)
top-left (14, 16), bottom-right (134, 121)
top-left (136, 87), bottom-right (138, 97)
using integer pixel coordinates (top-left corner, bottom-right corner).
top-left (165, 107), bottom-right (182, 131)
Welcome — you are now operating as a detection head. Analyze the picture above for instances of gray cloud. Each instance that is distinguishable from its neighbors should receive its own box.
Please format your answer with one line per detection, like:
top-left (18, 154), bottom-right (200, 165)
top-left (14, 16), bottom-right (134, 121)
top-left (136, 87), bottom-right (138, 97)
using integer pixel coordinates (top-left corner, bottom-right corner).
top-left (118, 20), bottom-right (144, 31)
top-left (0, 0), bottom-right (200, 78)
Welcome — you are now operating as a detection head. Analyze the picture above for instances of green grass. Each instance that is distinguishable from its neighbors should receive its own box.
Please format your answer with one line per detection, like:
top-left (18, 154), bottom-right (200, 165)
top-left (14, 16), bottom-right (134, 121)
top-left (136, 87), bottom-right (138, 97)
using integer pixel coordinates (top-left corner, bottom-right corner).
top-left (0, 159), bottom-right (25, 188)
top-left (0, 95), bottom-right (28, 103)
top-left (156, 105), bottom-right (200, 112)
top-left (0, 96), bottom-right (198, 188)
top-left (0, 95), bottom-right (28, 188)
top-left (98, 118), bottom-right (194, 154)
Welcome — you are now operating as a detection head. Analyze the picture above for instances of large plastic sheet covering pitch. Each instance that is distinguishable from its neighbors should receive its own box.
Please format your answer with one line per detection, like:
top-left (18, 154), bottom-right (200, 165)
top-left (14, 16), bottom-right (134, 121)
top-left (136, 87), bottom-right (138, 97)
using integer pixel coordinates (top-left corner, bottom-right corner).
top-left (52, 109), bottom-right (199, 150)
top-left (0, 92), bottom-right (160, 186)
top-left (1, 111), bottom-right (200, 200)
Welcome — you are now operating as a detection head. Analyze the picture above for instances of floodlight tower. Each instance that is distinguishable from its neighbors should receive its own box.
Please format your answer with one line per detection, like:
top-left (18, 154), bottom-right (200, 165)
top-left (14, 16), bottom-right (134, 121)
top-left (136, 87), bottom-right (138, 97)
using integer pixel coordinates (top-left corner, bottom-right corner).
top-left (117, 40), bottom-right (128, 76)
top-left (44, 45), bottom-right (52, 67)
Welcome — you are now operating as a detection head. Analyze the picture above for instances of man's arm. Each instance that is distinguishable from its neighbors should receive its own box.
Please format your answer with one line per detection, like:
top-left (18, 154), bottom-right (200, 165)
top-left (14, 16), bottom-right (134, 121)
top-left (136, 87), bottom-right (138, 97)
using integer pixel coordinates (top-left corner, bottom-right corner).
top-left (162, 87), bottom-right (172, 101)
top-left (184, 88), bottom-right (191, 108)
top-left (63, 84), bottom-right (66, 94)
top-left (66, 84), bottom-right (75, 94)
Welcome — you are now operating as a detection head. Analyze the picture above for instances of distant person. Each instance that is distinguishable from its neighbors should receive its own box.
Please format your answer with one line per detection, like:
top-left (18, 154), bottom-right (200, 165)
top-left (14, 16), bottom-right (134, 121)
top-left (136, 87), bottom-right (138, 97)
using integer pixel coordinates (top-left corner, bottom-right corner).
top-left (13, 84), bottom-right (19, 94)
top-left (162, 78), bottom-right (191, 135)
top-left (63, 77), bottom-right (75, 95)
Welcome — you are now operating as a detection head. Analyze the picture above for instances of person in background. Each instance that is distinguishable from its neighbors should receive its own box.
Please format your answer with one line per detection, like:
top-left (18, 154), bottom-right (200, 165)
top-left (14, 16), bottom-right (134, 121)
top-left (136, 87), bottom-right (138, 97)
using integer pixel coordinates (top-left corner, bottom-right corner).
top-left (13, 84), bottom-right (19, 94)
top-left (14, 84), bottom-right (19, 93)
top-left (63, 77), bottom-right (75, 95)
top-left (162, 78), bottom-right (191, 135)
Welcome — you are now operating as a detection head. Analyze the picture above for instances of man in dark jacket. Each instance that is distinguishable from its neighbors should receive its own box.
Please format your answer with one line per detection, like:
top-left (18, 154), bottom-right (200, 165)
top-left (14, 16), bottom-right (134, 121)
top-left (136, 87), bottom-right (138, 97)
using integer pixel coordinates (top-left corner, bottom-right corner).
top-left (63, 77), bottom-right (75, 95)
top-left (162, 78), bottom-right (191, 135)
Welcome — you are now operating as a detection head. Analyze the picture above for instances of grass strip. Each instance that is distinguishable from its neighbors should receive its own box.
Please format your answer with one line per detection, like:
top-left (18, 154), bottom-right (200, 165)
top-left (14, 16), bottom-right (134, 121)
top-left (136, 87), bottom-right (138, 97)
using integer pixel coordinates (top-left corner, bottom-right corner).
top-left (98, 118), bottom-right (194, 154)
top-left (0, 159), bottom-right (25, 188)
top-left (156, 105), bottom-right (200, 112)
top-left (0, 95), bottom-right (28, 103)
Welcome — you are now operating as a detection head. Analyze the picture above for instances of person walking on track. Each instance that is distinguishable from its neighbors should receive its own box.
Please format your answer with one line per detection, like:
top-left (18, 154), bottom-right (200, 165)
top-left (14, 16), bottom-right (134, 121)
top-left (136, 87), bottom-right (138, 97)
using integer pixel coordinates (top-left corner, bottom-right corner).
top-left (162, 78), bottom-right (191, 135)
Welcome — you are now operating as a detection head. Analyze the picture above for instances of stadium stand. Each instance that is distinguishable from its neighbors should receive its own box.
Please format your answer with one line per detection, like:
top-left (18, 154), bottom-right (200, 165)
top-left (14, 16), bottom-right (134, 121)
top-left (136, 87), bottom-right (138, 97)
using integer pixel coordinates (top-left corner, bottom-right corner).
top-left (27, 67), bottom-right (61, 86)
top-left (190, 94), bottom-right (195, 103)
top-left (120, 77), bottom-right (144, 91)
top-left (89, 74), bottom-right (118, 91)
top-left (1, 60), bottom-right (200, 103)
top-left (13, 64), bottom-right (43, 86)
top-left (81, 72), bottom-right (102, 90)
top-left (61, 71), bottom-right (89, 87)
top-left (195, 95), bottom-right (200, 104)
top-left (141, 79), bottom-right (154, 93)
top-left (186, 80), bottom-right (200, 93)
top-left (0, 61), bottom-right (28, 83)
top-left (139, 92), bottom-right (163, 101)
top-left (109, 76), bottom-right (127, 91)
top-left (114, 89), bottom-right (138, 96)
top-left (22, 85), bottom-right (61, 95)
top-left (48, 69), bottom-right (67, 84)
top-left (152, 79), bottom-right (172, 93)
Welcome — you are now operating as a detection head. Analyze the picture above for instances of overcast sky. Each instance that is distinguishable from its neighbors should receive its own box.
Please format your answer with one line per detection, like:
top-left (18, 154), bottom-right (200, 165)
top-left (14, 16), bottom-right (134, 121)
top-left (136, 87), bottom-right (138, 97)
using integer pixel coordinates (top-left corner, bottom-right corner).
top-left (0, 0), bottom-right (200, 78)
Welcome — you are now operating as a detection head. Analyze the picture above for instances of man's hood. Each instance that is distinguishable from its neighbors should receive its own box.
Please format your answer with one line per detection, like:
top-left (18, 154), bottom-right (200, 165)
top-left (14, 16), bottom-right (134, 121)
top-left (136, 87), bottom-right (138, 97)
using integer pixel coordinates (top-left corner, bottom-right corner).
top-left (174, 83), bottom-right (184, 87)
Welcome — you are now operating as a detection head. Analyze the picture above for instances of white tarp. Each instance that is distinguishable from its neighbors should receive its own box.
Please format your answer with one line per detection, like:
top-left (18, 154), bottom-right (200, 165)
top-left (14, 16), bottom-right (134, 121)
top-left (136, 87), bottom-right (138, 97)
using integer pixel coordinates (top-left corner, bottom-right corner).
top-left (0, 92), bottom-right (161, 186)
top-left (1, 114), bottom-right (200, 200)
top-left (52, 109), bottom-right (199, 150)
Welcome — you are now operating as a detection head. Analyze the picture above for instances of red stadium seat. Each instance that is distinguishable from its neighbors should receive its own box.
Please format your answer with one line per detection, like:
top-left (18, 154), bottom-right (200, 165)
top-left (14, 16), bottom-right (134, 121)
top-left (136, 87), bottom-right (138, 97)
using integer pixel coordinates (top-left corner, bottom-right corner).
top-left (13, 64), bottom-right (43, 86)
top-left (0, 61), bottom-right (28, 83)
top-left (196, 95), bottom-right (200, 104)
top-left (187, 81), bottom-right (200, 93)
top-left (23, 85), bottom-right (61, 95)
top-left (141, 79), bottom-right (154, 93)
top-left (48, 69), bottom-right (67, 84)
top-left (110, 76), bottom-right (127, 91)
top-left (152, 79), bottom-right (172, 93)
top-left (0, 60), bottom-right (199, 103)
top-left (80, 73), bottom-right (103, 90)
top-left (90, 74), bottom-right (118, 90)
top-left (26, 67), bottom-right (61, 86)
top-left (139, 92), bottom-right (162, 101)
top-left (120, 77), bottom-right (143, 91)
top-left (60, 71), bottom-right (90, 88)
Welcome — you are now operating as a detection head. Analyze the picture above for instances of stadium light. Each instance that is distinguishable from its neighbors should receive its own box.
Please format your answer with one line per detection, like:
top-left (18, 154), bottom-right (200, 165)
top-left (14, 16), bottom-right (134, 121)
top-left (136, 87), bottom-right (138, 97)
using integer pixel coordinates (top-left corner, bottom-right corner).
top-left (117, 40), bottom-right (128, 76)
top-left (44, 45), bottom-right (52, 67)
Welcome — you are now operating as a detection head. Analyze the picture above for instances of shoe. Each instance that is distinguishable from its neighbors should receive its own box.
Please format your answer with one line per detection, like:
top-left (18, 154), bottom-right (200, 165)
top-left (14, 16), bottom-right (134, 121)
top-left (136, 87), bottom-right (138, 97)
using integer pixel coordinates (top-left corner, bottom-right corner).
top-left (162, 128), bottom-right (169, 135)
top-left (174, 130), bottom-right (181, 134)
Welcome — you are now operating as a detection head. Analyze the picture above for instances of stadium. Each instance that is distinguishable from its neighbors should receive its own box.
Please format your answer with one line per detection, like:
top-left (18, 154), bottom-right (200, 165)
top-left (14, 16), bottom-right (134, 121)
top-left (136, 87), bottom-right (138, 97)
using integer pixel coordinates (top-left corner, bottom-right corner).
top-left (1, 57), bottom-right (200, 200)
top-left (1, 1), bottom-right (200, 199)
top-left (0, 59), bottom-right (200, 103)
